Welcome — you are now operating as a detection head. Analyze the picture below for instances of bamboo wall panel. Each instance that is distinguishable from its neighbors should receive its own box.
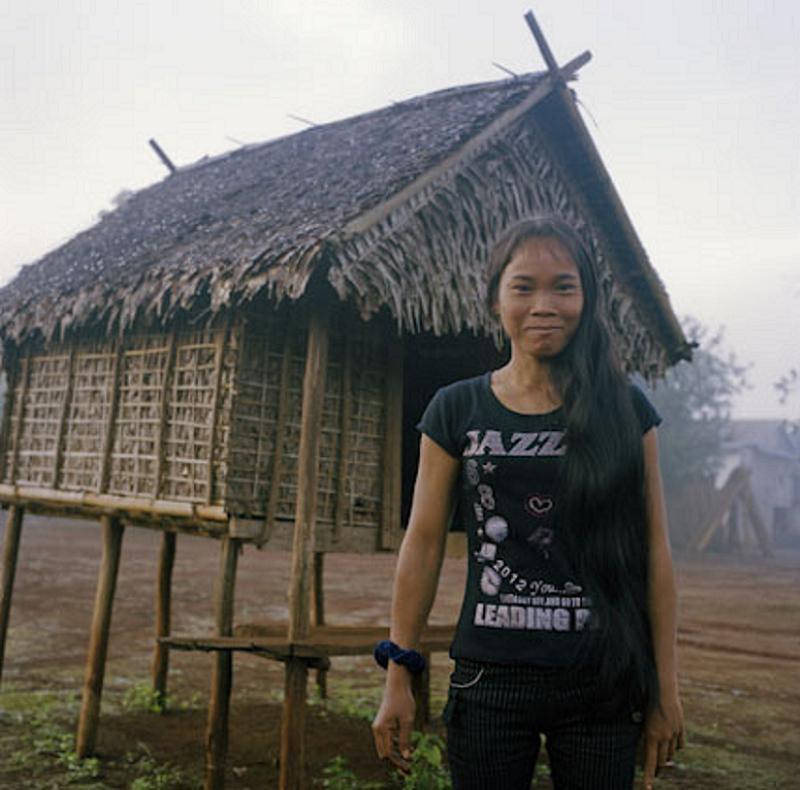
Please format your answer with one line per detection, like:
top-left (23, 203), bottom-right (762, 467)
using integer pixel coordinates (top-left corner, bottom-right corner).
top-left (61, 347), bottom-right (116, 491)
top-left (12, 353), bottom-right (70, 486)
top-left (162, 333), bottom-right (218, 503)
top-left (108, 335), bottom-right (169, 496)
top-left (224, 311), bottom-right (305, 516)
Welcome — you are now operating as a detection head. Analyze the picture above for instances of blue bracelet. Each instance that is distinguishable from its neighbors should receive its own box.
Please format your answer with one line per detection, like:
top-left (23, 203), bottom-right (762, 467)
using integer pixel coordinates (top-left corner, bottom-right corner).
top-left (373, 640), bottom-right (427, 674)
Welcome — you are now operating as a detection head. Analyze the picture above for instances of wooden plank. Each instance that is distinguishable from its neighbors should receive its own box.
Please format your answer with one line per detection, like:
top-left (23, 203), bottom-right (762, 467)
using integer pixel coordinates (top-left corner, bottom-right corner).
top-left (380, 327), bottom-right (403, 550)
top-left (0, 505), bottom-right (24, 685)
top-left (159, 623), bottom-right (457, 657)
top-left (9, 352), bottom-right (32, 483)
top-left (265, 322), bottom-right (295, 541)
top-left (740, 483), bottom-right (772, 558)
top-left (287, 310), bottom-right (329, 642)
top-left (333, 324), bottom-right (354, 541)
top-left (76, 516), bottom-right (124, 758)
top-left (151, 531), bottom-right (176, 706)
top-left (52, 348), bottom-right (77, 488)
top-left (206, 322), bottom-right (230, 506)
top-left (203, 535), bottom-right (239, 790)
top-left (99, 342), bottom-right (124, 493)
top-left (153, 331), bottom-right (178, 499)
top-left (693, 467), bottom-right (749, 552)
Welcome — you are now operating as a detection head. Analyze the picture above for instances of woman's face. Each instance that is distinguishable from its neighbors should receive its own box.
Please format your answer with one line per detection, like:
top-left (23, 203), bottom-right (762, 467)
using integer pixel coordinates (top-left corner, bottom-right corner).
top-left (493, 235), bottom-right (584, 359)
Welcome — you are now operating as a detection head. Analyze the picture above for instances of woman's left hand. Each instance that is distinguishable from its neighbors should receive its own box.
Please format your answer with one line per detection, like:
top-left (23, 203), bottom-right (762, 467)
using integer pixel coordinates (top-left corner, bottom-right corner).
top-left (641, 689), bottom-right (685, 789)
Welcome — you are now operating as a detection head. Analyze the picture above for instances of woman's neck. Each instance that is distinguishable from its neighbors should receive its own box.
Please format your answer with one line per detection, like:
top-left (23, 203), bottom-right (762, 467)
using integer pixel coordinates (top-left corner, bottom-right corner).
top-left (492, 353), bottom-right (561, 413)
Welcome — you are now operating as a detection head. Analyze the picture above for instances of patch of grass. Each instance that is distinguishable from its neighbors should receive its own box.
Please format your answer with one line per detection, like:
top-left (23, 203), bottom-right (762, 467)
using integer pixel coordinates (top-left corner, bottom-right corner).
top-left (126, 743), bottom-right (197, 790)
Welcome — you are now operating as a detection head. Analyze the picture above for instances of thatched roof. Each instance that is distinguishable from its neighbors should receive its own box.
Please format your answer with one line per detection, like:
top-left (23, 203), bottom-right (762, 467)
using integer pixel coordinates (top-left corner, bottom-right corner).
top-left (0, 61), bottom-right (688, 368)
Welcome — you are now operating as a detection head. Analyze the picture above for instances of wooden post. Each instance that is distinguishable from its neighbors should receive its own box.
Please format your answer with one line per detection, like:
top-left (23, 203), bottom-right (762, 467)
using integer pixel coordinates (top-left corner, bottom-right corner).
top-left (412, 650), bottom-right (431, 730)
top-left (280, 659), bottom-right (309, 790)
top-left (0, 505), bottom-right (24, 686)
top-left (280, 308), bottom-right (329, 790)
top-left (154, 331), bottom-right (178, 498)
top-left (380, 328), bottom-right (403, 550)
top-left (312, 551), bottom-right (327, 699)
top-left (52, 348), bottom-right (77, 488)
top-left (265, 324), bottom-right (294, 541)
top-left (151, 531), bottom-right (176, 706)
top-left (204, 535), bottom-right (239, 790)
top-left (206, 322), bottom-right (230, 506)
top-left (9, 352), bottom-right (32, 483)
top-left (333, 324), bottom-right (354, 543)
top-left (76, 516), bottom-right (124, 758)
top-left (99, 343), bottom-right (123, 493)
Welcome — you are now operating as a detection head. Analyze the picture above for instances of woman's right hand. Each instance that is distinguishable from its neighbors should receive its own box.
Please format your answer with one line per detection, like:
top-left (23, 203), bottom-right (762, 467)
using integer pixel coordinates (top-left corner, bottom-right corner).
top-left (372, 674), bottom-right (417, 772)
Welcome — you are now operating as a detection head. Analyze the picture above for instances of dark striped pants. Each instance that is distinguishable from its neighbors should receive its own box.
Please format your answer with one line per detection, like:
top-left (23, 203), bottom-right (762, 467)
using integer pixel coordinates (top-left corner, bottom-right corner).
top-left (441, 658), bottom-right (643, 789)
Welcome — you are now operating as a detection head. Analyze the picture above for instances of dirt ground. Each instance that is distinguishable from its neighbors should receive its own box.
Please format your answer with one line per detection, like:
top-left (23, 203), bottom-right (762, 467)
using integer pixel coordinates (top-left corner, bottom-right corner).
top-left (0, 512), bottom-right (798, 788)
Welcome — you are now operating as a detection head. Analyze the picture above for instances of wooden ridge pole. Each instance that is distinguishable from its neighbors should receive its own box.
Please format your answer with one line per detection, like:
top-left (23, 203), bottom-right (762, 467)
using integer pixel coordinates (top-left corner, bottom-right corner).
top-left (204, 534), bottom-right (239, 790)
top-left (76, 515), bottom-right (124, 758)
top-left (0, 505), bottom-right (25, 686)
top-left (280, 307), bottom-right (330, 790)
top-left (151, 530), bottom-right (177, 706)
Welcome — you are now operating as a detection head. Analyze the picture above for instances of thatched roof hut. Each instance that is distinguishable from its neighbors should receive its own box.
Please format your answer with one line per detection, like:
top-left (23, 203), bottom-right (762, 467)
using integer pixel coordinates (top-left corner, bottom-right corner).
top-left (0, 47), bottom-right (689, 786)
top-left (0, 59), bottom-right (688, 542)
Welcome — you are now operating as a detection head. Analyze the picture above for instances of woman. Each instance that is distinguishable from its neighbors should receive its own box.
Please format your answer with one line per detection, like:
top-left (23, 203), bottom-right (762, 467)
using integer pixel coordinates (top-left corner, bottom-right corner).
top-left (372, 216), bottom-right (684, 789)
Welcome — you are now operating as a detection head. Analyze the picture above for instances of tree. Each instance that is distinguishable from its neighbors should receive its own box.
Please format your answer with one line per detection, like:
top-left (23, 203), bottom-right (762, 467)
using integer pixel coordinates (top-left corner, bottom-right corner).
top-left (648, 317), bottom-right (749, 493)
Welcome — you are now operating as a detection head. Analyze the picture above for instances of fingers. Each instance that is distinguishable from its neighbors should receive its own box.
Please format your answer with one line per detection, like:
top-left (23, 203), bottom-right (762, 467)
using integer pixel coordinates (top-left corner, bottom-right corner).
top-left (372, 715), bottom-right (413, 773)
top-left (397, 717), bottom-right (412, 762)
top-left (642, 736), bottom-right (657, 789)
top-left (371, 717), bottom-right (392, 761)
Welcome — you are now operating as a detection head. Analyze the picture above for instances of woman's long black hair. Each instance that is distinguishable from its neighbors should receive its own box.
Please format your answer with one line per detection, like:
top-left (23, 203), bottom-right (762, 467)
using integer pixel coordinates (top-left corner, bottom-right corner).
top-left (487, 216), bottom-right (658, 708)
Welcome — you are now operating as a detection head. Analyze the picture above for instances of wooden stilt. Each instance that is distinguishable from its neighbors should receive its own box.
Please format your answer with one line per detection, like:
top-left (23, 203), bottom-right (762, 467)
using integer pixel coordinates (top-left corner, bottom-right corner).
top-left (412, 650), bottom-right (431, 730)
top-left (76, 516), bottom-right (124, 758)
top-left (280, 308), bottom-right (330, 790)
top-left (312, 552), bottom-right (327, 699)
top-left (280, 659), bottom-right (309, 790)
top-left (0, 505), bottom-right (25, 686)
top-left (151, 531), bottom-right (176, 707)
top-left (204, 535), bottom-right (239, 790)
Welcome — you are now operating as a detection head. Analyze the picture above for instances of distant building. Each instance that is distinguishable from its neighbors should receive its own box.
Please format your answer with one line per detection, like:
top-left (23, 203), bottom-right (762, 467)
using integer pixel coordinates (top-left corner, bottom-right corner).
top-left (722, 420), bottom-right (800, 546)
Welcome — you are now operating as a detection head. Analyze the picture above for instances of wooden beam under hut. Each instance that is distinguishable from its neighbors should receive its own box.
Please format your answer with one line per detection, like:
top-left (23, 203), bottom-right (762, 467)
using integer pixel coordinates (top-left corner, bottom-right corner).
top-left (76, 515), bottom-right (125, 758)
top-left (0, 505), bottom-right (25, 686)
top-left (151, 531), bottom-right (176, 706)
top-left (204, 535), bottom-right (240, 790)
top-left (281, 308), bottom-right (330, 790)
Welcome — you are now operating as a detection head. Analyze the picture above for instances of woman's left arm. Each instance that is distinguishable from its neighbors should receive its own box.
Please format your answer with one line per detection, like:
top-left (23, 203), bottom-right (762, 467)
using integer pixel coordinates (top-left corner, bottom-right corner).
top-left (641, 427), bottom-right (685, 789)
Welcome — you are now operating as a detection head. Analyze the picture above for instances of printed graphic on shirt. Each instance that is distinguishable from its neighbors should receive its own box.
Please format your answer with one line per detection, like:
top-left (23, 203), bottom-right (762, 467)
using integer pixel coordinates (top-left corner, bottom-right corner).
top-left (463, 446), bottom-right (593, 634)
top-left (463, 429), bottom-right (566, 457)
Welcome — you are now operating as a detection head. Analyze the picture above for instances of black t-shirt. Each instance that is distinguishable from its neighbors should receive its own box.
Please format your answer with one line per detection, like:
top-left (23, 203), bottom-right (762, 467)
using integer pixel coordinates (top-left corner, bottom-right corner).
top-left (416, 371), bottom-right (661, 666)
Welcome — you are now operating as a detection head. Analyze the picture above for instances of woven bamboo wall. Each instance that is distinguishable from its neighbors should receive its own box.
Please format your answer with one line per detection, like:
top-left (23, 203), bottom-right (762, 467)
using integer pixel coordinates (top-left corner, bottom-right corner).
top-left (0, 306), bottom-right (395, 551)
top-left (225, 307), bottom-right (389, 545)
top-left (0, 324), bottom-right (235, 505)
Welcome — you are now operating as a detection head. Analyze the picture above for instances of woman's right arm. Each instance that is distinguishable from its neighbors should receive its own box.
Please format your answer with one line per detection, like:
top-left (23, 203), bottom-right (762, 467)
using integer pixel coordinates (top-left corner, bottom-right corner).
top-left (372, 434), bottom-right (460, 771)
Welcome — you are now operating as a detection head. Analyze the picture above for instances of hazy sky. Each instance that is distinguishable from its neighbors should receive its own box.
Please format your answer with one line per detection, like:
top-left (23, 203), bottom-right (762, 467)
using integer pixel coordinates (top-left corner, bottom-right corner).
top-left (2, 0), bottom-right (798, 419)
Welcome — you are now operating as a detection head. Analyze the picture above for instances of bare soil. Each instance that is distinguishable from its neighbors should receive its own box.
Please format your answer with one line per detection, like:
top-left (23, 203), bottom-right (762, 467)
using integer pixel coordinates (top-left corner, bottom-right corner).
top-left (1, 512), bottom-right (798, 788)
